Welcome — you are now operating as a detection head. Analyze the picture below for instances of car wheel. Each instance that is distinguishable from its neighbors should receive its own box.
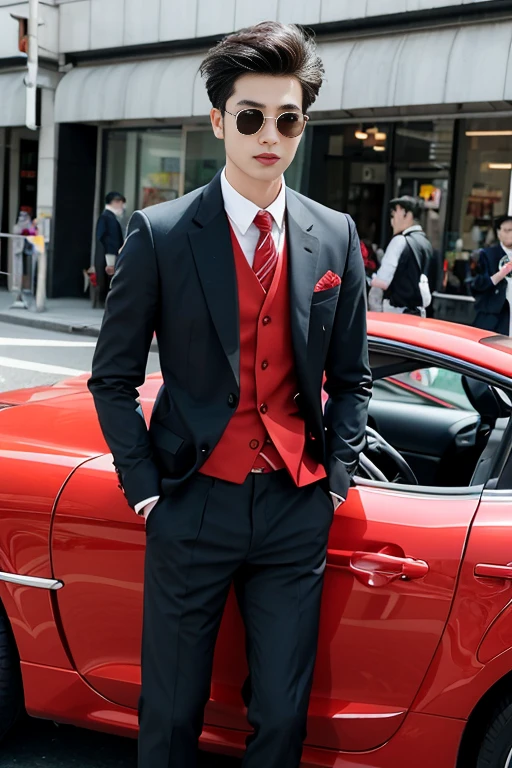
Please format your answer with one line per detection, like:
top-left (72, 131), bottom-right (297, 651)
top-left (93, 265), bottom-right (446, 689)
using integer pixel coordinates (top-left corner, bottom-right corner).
top-left (0, 610), bottom-right (23, 740)
top-left (477, 696), bottom-right (512, 768)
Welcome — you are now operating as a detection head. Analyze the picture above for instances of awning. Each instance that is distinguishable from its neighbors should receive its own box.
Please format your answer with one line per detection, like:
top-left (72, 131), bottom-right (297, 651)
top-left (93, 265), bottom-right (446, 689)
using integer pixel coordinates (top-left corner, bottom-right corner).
top-left (315, 20), bottom-right (512, 115)
top-left (0, 71), bottom-right (26, 127)
top-left (55, 19), bottom-right (512, 123)
top-left (55, 53), bottom-right (208, 123)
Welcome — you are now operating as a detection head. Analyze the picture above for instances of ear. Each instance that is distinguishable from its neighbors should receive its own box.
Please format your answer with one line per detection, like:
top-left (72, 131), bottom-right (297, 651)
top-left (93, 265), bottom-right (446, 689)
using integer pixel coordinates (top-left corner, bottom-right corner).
top-left (210, 108), bottom-right (224, 140)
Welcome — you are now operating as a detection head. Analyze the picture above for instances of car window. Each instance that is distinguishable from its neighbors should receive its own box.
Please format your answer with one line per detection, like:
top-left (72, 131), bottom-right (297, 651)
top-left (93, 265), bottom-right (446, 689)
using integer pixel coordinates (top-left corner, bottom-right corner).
top-left (373, 367), bottom-right (476, 411)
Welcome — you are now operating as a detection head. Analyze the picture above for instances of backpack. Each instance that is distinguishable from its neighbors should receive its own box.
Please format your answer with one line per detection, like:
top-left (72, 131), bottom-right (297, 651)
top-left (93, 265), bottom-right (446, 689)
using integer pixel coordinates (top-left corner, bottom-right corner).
top-left (404, 232), bottom-right (432, 308)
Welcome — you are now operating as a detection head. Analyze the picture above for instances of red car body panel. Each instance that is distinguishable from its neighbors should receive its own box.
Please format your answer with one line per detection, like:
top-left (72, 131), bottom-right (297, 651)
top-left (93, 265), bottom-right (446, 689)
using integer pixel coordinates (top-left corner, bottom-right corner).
top-left (1, 316), bottom-right (512, 766)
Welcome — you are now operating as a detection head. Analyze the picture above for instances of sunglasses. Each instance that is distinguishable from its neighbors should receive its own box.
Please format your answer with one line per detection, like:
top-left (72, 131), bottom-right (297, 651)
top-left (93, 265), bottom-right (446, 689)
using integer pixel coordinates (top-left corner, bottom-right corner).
top-left (224, 108), bottom-right (309, 138)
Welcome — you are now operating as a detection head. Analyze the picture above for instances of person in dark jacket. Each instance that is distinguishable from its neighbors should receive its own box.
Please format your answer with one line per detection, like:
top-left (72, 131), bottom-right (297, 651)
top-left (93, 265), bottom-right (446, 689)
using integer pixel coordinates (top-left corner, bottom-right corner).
top-left (95, 191), bottom-right (126, 307)
top-left (471, 215), bottom-right (512, 335)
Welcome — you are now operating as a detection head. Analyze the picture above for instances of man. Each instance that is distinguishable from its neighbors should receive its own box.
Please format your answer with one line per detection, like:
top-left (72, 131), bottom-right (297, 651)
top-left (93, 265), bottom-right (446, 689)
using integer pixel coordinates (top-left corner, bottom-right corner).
top-left (471, 215), bottom-right (512, 335)
top-left (88, 21), bottom-right (371, 768)
top-left (94, 191), bottom-right (126, 307)
top-left (370, 195), bottom-right (433, 315)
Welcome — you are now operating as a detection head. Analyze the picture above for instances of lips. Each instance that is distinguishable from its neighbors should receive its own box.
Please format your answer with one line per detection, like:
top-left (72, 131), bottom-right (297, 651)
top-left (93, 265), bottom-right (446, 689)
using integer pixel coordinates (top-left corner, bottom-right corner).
top-left (254, 153), bottom-right (280, 166)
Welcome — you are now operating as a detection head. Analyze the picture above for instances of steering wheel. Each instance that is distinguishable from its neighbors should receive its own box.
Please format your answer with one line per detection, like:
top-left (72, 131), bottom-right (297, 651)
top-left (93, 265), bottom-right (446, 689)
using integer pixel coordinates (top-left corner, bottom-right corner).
top-left (358, 426), bottom-right (418, 485)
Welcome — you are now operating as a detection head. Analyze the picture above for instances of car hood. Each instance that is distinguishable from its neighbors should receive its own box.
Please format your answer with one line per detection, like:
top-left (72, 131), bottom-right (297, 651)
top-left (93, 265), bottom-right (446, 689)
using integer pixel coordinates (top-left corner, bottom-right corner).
top-left (0, 373), bottom-right (164, 458)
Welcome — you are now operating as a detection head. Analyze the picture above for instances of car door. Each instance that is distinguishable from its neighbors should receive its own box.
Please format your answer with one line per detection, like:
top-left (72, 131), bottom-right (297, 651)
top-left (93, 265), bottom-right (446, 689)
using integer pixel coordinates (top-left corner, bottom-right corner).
top-left (50, 392), bottom-right (485, 754)
top-left (205, 479), bottom-right (483, 752)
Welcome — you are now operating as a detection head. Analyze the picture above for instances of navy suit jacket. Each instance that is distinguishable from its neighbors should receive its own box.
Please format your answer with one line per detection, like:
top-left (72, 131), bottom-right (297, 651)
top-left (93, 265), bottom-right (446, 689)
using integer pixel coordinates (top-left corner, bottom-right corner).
top-left (471, 243), bottom-right (509, 333)
top-left (95, 209), bottom-right (124, 269)
top-left (88, 172), bottom-right (372, 509)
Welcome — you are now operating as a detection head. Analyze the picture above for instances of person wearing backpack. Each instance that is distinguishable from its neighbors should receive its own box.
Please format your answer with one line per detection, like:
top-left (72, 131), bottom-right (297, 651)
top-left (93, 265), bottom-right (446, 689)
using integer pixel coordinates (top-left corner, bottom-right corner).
top-left (370, 195), bottom-right (433, 316)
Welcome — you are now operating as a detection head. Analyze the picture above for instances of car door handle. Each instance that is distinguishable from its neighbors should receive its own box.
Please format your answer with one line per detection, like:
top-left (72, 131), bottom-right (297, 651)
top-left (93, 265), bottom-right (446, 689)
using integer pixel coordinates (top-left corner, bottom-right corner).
top-left (475, 563), bottom-right (512, 580)
top-left (327, 548), bottom-right (429, 587)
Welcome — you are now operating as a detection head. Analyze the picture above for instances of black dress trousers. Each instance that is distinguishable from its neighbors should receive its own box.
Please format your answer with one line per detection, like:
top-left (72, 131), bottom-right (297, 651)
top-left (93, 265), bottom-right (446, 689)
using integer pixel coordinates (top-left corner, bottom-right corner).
top-left (138, 469), bottom-right (333, 768)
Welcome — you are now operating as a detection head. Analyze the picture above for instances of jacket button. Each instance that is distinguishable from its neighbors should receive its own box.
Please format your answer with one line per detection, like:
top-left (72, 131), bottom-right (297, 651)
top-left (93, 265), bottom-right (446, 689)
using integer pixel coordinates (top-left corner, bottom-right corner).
top-left (261, 360), bottom-right (269, 370)
top-left (250, 439), bottom-right (259, 450)
top-left (227, 393), bottom-right (238, 408)
top-left (260, 403), bottom-right (268, 414)
top-left (262, 316), bottom-right (271, 326)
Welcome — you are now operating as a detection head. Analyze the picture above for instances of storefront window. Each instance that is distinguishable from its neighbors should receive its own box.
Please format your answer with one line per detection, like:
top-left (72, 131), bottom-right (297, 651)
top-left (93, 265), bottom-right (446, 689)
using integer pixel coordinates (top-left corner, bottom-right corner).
top-left (456, 118), bottom-right (512, 251)
top-left (104, 128), bottom-right (183, 219)
top-left (184, 129), bottom-right (225, 194)
top-left (309, 123), bottom-right (389, 245)
top-left (393, 120), bottom-right (454, 254)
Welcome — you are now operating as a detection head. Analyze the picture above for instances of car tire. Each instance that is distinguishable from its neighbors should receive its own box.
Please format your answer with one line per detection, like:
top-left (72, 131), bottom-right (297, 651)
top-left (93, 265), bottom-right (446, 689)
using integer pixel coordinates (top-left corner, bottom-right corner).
top-left (0, 610), bottom-right (23, 741)
top-left (477, 696), bottom-right (512, 768)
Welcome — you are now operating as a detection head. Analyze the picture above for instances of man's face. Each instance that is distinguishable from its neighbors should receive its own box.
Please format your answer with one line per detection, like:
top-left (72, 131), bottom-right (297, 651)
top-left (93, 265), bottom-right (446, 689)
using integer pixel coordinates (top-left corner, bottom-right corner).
top-left (111, 198), bottom-right (125, 215)
top-left (390, 205), bottom-right (413, 235)
top-left (498, 221), bottom-right (512, 249)
top-left (211, 73), bottom-right (305, 185)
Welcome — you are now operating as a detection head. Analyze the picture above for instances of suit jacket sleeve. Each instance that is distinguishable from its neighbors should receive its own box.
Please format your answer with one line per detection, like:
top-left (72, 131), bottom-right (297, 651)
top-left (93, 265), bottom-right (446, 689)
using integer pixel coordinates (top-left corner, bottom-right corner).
top-left (471, 250), bottom-right (494, 294)
top-left (97, 213), bottom-right (121, 256)
top-left (323, 215), bottom-right (372, 499)
top-left (88, 210), bottom-right (160, 509)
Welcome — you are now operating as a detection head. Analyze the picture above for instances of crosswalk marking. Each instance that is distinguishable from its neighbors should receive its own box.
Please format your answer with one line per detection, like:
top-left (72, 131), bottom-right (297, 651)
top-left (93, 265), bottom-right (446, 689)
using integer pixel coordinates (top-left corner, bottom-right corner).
top-left (0, 338), bottom-right (96, 347)
top-left (0, 356), bottom-right (86, 376)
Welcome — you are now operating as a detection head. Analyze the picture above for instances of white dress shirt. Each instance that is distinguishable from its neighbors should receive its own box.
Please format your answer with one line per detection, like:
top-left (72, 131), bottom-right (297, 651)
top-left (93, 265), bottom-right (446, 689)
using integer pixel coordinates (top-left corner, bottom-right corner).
top-left (136, 168), bottom-right (343, 517)
top-left (220, 168), bottom-right (286, 264)
top-left (375, 224), bottom-right (423, 287)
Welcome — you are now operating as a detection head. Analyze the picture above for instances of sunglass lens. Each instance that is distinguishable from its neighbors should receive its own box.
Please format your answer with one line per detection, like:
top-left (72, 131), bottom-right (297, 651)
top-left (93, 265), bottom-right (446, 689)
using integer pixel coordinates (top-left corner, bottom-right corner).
top-left (277, 113), bottom-right (304, 138)
top-left (236, 109), bottom-right (264, 135)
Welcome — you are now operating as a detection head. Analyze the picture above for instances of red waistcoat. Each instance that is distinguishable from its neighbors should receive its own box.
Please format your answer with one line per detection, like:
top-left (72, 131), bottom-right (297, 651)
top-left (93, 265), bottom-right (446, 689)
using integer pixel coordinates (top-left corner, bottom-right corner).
top-left (199, 225), bottom-right (325, 487)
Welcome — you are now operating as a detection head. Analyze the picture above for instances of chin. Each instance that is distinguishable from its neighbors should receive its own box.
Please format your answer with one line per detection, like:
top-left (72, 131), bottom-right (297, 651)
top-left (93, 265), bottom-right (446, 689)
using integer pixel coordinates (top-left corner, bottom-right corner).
top-left (250, 163), bottom-right (285, 181)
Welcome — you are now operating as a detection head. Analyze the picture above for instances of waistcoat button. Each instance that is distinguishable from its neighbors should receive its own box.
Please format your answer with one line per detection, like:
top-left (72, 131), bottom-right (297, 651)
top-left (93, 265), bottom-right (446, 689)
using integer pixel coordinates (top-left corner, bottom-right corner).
top-left (261, 360), bottom-right (269, 370)
top-left (227, 393), bottom-right (238, 408)
top-left (260, 403), bottom-right (268, 414)
top-left (250, 439), bottom-right (259, 450)
top-left (262, 316), bottom-right (271, 326)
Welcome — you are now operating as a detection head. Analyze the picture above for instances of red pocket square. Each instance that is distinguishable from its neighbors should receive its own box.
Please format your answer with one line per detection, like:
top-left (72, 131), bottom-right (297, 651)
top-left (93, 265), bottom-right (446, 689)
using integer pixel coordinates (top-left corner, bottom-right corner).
top-left (314, 270), bottom-right (342, 292)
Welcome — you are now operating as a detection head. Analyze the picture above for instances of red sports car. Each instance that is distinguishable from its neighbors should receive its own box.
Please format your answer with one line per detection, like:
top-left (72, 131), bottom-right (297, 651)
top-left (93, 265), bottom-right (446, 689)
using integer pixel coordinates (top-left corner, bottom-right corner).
top-left (1, 314), bottom-right (512, 768)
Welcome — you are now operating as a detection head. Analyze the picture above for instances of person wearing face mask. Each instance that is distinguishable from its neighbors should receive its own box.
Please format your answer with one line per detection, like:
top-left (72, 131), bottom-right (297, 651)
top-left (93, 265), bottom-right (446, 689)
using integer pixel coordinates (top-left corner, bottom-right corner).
top-left (94, 191), bottom-right (126, 307)
top-left (471, 215), bottom-right (512, 335)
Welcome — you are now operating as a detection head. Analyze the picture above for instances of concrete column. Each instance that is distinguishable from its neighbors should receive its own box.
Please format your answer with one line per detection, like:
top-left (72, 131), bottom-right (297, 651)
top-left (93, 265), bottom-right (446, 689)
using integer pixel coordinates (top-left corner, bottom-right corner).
top-left (36, 86), bottom-right (58, 228)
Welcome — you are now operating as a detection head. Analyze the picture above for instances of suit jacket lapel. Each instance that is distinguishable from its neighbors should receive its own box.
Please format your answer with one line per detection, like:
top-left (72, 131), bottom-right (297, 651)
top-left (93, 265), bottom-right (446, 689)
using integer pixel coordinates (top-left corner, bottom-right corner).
top-left (189, 172), bottom-right (240, 387)
top-left (286, 191), bottom-right (320, 375)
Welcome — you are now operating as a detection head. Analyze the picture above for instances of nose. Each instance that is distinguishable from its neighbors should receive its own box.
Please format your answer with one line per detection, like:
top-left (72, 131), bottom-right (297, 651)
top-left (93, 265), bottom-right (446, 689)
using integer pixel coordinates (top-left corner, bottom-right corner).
top-left (258, 117), bottom-right (280, 148)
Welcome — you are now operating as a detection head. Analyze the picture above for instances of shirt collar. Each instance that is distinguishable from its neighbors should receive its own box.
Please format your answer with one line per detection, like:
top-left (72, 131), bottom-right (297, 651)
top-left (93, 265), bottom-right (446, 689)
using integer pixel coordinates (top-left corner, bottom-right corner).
top-left (105, 205), bottom-right (120, 216)
top-left (403, 225), bottom-right (423, 235)
top-left (221, 167), bottom-right (286, 235)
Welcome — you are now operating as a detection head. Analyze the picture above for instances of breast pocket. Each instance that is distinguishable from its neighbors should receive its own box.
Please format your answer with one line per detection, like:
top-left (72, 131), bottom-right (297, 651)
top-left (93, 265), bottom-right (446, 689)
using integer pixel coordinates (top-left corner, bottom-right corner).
top-left (310, 291), bottom-right (339, 365)
top-left (311, 285), bottom-right (341, 307)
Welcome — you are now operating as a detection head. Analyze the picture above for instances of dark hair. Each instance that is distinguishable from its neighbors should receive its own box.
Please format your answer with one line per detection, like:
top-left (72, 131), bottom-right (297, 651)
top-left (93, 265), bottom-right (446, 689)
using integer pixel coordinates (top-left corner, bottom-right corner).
top-left (105, 191), bottom-right (126, 205)
top-left (200, 21), bottom-right (324, 113)
top-left (495, 214), bottom-right (512, 233)
top-left (389, 195), bottom-right (423, 220)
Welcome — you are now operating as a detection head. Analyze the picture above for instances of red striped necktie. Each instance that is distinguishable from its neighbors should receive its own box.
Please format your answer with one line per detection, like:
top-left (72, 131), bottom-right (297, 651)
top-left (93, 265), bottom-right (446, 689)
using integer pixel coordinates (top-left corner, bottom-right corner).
top-left (253, 211), bottom-right (278, 292)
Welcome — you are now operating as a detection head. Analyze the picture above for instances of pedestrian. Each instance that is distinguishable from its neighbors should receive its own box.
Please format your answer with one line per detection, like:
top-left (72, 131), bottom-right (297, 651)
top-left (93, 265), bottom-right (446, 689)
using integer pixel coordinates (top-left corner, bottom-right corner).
top-left (94, 191), bottom-right (126, 308)
top-left (370, 195), bottom-right (433, 316)
top-left (88, 21), bottom-right (371, 768)
top-left (470, 215), bottom-right (512, 335)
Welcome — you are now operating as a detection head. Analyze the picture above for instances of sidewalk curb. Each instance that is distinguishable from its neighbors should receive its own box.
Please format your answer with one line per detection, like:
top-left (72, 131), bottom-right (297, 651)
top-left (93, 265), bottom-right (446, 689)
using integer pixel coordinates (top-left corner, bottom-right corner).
top-left (0, 312), bottom-right (159, 351)
top-left (0, 312), bottom-right (101, 338)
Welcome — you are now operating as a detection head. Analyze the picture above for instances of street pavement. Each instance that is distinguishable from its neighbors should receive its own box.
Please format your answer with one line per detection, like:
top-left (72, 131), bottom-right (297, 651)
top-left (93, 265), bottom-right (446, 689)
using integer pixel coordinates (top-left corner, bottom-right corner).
top-left (0, 316), bottom-right (242, 765)
top-left (0, 322), bottom-right (160, 393)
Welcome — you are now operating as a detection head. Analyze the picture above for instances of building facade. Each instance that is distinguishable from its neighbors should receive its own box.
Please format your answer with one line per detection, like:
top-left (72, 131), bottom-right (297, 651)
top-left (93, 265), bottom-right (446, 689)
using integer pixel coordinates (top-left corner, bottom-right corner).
top-left (0, 0), bottom-right (511, 310)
